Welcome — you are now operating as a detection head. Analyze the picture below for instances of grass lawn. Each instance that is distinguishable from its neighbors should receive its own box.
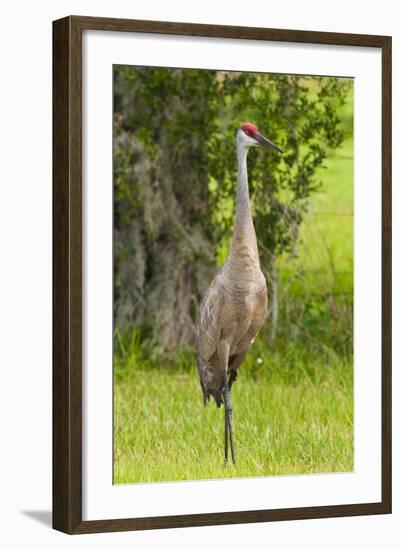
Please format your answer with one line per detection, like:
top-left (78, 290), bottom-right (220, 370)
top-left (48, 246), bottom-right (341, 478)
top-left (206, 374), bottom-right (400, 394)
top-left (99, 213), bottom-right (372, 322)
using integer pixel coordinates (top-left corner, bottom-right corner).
top-left (114, 346), bottom-right (353, 484)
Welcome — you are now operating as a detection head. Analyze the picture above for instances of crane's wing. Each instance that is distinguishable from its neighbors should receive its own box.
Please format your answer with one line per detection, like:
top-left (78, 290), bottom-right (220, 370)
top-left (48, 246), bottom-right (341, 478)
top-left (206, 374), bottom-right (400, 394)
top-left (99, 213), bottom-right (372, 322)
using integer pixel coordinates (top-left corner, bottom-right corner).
top-left (196, 269), bottom-right (224, 362)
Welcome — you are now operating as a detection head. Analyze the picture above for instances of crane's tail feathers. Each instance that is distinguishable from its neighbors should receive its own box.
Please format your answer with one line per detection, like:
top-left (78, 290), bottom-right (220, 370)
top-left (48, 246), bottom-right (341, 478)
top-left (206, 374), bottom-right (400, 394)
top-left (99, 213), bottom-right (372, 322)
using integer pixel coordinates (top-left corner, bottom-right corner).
top-left (201, 386), bottom-right (222, 408)
top-left (212, 380), bottom-right (225, 408)
top-left (201, 374), bottom-right (237, 408)
top-left (197, 357), bottom-right (236, 409)
top-left (197, 356), bottom-right (215, 407)
top-left (228, 369), bottom-right (238, 389)
top-left (213, 370), bottom-right (237, 407)
top-left (213, 392), bottom-right (223, 408)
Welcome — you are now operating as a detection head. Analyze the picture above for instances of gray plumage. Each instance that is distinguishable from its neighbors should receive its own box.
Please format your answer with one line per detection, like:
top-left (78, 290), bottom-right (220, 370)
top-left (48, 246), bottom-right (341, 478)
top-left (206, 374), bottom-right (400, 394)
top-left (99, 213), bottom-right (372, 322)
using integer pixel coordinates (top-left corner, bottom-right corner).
top-left (195, 122), bottom-right (283, 464)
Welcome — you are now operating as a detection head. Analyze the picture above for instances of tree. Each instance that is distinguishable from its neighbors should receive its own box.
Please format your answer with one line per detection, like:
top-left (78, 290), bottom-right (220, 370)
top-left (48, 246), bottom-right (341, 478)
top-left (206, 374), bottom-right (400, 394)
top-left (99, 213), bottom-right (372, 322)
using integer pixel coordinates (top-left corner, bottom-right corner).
top-left (113, 66), bottom-right (350, 354)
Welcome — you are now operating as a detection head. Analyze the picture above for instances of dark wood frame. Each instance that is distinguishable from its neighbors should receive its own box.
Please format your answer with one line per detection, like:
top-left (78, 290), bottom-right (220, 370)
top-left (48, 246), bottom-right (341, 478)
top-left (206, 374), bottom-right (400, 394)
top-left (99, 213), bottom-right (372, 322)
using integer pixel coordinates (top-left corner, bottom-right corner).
top-left (53, 15), bottom-right (392, 534)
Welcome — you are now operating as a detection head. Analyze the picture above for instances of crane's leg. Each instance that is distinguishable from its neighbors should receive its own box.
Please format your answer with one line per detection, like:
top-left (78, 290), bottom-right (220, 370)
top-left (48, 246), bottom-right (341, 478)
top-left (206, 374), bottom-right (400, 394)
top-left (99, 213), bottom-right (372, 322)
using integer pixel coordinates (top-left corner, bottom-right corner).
top-left (223, 373), bottom-right (235, 464)
top-left (224, 387), bottom-right (229, 464)
top-left (217, 342), bottom-right (236, 465)
top-left (223, 373), bottom-right (236, 465)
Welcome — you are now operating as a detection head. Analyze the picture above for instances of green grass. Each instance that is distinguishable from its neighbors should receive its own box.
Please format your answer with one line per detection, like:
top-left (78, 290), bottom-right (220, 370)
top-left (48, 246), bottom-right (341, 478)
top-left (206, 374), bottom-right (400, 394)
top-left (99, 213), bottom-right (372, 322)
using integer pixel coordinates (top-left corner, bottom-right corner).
top-left (114, 344), bottom-right (353, 484)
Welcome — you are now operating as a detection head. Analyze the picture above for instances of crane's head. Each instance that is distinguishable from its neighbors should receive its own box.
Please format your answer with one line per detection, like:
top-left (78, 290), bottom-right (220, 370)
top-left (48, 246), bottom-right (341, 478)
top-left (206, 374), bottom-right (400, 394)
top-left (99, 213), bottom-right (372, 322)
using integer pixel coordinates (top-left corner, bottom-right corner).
top-left (237, 122), bottom-right (284, 153)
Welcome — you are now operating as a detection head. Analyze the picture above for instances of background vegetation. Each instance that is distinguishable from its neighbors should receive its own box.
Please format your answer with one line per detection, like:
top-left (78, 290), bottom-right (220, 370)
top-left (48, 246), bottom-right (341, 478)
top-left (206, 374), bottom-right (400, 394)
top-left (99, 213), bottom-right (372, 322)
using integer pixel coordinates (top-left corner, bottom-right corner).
top-left (113, 67), bottom-right (354, 483)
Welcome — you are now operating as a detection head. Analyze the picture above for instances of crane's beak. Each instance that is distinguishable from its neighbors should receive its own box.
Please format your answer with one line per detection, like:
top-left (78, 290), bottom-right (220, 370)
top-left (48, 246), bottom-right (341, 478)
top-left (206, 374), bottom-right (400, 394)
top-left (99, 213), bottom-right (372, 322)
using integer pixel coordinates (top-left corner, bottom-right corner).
top-left (255, 132), bottom-right (284, 153)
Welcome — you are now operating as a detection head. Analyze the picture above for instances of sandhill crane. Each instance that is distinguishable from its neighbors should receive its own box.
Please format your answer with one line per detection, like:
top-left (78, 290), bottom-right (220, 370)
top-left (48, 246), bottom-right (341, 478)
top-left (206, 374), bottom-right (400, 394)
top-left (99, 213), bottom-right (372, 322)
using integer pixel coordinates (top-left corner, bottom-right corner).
top-left (196, 122), bottom-right (283, 465)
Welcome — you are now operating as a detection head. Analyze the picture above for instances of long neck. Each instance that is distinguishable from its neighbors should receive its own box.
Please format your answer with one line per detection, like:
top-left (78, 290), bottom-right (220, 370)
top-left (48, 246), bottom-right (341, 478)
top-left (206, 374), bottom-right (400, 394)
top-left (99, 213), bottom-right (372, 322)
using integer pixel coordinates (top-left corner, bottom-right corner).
top-left (229, 143), bottom-right (259, 266)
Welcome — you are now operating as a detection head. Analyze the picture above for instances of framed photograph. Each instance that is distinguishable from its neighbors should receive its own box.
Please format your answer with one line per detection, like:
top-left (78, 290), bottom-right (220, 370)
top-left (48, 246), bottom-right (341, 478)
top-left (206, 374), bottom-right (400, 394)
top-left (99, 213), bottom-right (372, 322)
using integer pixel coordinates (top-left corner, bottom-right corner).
top-left (53, 16), bottom-right (392, 534)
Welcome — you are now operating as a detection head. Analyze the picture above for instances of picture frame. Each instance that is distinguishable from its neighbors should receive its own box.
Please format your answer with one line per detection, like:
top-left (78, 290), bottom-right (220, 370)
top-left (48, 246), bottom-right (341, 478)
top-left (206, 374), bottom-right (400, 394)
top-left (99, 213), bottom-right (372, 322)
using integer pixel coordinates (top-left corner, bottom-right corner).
top-left (53, 15), bottom-right (392, 534)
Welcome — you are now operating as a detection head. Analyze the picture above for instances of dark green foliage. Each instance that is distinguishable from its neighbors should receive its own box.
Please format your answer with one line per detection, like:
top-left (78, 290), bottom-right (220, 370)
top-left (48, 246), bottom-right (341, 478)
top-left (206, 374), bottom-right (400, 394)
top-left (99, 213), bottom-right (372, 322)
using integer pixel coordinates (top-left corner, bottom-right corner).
top-left (113, 66), bottom-right (351, 354)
